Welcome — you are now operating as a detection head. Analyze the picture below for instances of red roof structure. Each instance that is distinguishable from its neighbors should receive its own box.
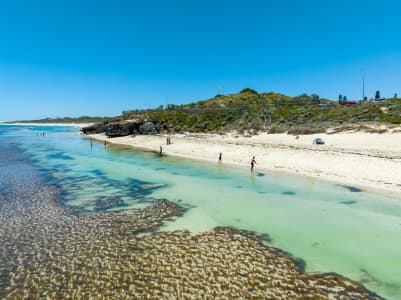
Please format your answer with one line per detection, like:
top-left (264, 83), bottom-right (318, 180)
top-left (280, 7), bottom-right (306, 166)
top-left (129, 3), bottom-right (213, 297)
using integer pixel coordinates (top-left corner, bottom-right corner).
top-left (340, 101), bottom-right (357, 105)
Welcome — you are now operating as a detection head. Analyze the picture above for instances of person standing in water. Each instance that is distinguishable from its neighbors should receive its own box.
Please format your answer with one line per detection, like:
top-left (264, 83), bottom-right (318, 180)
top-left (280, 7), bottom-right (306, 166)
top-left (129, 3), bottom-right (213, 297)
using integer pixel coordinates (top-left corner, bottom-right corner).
top-left (251, 156), bottom-right (256, 172)
top-left (159, 145), bottom-right (163, 156)
top-left (218, 152), bottom-right (222, 165)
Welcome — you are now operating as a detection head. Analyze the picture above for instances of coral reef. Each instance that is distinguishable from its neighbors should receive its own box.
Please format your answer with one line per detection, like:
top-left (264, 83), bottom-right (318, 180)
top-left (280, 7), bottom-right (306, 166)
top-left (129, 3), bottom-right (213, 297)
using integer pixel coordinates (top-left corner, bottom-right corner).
top-left (0, 146), bottom-right (383, 299)
top-left (94, 196), bottom-right (127, 211)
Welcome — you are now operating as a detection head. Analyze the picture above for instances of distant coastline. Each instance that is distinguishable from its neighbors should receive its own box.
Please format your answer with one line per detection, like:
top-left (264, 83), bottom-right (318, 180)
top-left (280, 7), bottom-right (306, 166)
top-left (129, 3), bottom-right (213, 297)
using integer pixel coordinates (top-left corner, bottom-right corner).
top-left (1, 122), bottom-right (93, 128)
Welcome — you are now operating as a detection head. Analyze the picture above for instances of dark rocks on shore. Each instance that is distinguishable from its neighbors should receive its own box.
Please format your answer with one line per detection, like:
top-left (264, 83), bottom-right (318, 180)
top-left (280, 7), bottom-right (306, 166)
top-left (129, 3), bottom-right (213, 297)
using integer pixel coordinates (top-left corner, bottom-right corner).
top-left (139, 121), bottom-right (161, 134)
top-left (81, 120), bottom-right (164, 137)
top-left (106, 122), bottom-right (135, 137)
top-left (81, 123), bottom-right (109, 135)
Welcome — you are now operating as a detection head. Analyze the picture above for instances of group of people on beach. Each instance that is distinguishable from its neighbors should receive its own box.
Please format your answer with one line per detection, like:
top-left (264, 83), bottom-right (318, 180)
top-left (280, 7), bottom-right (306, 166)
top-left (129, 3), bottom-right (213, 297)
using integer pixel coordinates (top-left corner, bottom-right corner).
top-left (218, 152), bottom-right (257, 172)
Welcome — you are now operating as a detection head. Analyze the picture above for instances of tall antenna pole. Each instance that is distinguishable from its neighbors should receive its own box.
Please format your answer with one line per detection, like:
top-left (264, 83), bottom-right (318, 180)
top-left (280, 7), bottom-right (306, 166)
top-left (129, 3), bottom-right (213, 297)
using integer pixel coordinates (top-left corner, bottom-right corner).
top-left (362, 74), bottom-right (365, 101)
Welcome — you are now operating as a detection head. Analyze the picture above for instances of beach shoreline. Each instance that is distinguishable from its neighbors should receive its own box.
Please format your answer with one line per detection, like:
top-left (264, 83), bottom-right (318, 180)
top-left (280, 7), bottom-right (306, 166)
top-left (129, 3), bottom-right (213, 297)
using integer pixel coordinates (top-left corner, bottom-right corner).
top-left (86, 131), bottom-right (401, 198)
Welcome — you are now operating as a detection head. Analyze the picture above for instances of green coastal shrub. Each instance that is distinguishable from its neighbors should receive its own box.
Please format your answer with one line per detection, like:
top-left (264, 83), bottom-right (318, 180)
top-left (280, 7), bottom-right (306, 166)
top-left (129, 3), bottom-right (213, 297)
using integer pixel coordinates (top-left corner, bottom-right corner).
top-left (239, 87), bottom-right (258, 95)
top-left (268, 125), bottom-right (288, 134)
top-left (287, 126), bottom-right (327, 135)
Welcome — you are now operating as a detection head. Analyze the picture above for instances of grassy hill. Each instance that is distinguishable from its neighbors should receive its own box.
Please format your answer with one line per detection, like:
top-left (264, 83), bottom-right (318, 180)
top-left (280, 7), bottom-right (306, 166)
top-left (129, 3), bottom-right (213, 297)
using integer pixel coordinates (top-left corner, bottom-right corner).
top-left (9, 89), bottom-right (401, 134)
top-left (121, 89), bottom-right (401, 134)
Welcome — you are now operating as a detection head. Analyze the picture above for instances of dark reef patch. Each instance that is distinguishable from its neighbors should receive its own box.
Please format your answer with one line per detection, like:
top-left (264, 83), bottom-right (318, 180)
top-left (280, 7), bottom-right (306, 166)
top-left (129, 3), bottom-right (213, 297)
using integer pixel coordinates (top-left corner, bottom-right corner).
top-left (282, 191), bottom-right (296, 196)
top-left (90, 169), bottom-right (107, 176)
top-left (46, 152), bottom-right (75, 161)
top-left (94, 196), bottom-right (127, 211)
top-left (338, 185), bottom-right (363, 193)
top-left (340, 200), bottom-right (358, 205)
top-left (259, 233), bottom-right (272, 243)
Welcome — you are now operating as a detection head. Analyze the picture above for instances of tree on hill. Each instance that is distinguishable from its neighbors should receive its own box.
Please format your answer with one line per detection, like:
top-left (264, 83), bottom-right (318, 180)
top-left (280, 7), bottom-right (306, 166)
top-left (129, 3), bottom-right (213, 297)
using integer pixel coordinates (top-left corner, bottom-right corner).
top-left (338, 94), bottom-right (343, 104)
top-left (311, 93), bottom-right (320, 103)
top-left (343, 96), bottom-right (347, 101)
top-left (240, 88), bottom-right (258, 95)
top-left (375, 90), bottom-right (381, 100)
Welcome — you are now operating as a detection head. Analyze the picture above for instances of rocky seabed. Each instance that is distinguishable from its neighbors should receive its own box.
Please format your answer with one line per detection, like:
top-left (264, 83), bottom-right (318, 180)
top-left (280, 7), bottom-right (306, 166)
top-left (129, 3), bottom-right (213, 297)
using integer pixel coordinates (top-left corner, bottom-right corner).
top-left (0, 148), bottom-right (382, 299)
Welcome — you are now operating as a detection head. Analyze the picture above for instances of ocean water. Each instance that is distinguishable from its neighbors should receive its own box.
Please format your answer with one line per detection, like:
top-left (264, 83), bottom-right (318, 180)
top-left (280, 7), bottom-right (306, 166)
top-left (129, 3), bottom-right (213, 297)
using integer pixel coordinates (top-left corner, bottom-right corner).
top-left (1, 124), bottom-right (401, 299)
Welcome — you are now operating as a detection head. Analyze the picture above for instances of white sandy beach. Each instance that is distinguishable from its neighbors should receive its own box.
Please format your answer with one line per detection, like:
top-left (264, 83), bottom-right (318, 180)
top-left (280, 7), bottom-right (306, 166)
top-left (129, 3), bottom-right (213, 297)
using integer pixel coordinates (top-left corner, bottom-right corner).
top-left (87, 130), bottom-right (401, 197)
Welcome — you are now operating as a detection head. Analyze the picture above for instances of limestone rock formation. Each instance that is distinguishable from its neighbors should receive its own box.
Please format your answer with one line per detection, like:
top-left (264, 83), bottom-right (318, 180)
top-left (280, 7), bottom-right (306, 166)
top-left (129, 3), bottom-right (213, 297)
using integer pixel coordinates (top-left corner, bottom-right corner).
top-left (81, 123), bottom-right (108, 134)
top-left (81, 120), bottom-right (163, 137)
top-left (139, 121), bottom-right (161, 134)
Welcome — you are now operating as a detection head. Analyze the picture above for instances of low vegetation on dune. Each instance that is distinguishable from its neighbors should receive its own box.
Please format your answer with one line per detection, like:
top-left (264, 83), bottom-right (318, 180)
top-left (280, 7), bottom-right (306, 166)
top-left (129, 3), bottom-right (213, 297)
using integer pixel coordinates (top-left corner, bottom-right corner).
top-left (120, 89), bottom-right (401, 134)
top-left (11, 89), bottom-right (401, 134)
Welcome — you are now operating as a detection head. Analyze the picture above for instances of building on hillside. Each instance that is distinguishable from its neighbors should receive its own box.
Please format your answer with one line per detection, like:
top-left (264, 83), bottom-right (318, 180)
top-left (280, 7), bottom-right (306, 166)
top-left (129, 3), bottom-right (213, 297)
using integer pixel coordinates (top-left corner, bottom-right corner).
top-left (371, 98), bottom-right (389, 102)
top-left (339, 100), bottom-right (358, 106)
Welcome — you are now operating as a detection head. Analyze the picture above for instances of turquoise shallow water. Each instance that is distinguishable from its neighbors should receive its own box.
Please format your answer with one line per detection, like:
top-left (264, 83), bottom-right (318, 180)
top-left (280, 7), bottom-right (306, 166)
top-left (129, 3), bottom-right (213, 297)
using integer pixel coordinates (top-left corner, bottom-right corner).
top-left (1, 124), bottom-right (401, 299)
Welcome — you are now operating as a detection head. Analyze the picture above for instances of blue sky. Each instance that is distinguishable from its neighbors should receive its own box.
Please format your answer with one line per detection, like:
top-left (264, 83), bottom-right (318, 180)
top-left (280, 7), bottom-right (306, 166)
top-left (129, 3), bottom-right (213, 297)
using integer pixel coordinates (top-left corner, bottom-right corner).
top-left (1, 0), bottom-right (401, 121)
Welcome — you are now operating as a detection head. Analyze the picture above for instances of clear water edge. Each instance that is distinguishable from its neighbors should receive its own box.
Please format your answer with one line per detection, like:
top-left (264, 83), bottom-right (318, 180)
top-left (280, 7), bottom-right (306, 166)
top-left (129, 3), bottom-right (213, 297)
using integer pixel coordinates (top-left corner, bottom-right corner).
top-left (1, 124), bottom-right (401, 299)
top-left (85, 131), bottom-right (401, 201)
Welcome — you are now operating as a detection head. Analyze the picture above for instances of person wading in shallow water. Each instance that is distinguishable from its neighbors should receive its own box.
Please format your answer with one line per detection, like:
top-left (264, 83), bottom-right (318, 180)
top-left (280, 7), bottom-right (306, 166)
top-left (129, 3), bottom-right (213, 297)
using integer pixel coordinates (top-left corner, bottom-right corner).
top-left (251, 156), bottom-right (256, 172)
top-left (159, 145), bottom-right (163, 156)
top-left (218, 152), bottom-right (222, 165)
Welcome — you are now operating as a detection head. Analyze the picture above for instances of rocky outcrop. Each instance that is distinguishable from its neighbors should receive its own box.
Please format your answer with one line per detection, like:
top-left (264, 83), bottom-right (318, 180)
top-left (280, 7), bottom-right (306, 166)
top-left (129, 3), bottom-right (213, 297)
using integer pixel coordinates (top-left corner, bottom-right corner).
top-left (81, 120), bottom-right (164, 137)
top-left (81, 123), bottom-right (109, 134)
top-left (106, 122), bottom-right (136, 138)
top-left (139, 121), bottom-right (161, 134)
